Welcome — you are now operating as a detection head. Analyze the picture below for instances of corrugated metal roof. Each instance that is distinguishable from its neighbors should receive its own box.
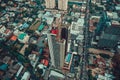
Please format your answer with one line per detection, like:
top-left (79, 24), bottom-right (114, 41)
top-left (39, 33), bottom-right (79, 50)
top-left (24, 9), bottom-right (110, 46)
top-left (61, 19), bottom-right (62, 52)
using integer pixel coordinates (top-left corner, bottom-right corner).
top-left (38, 23), bottom-right (44, 31)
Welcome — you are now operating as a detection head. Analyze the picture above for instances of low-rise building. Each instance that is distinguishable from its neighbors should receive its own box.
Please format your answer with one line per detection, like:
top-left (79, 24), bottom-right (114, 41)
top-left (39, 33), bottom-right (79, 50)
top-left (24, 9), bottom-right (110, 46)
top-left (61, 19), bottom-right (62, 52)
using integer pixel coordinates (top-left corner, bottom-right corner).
top-left (18, 33), bottom-right (29, 43)
top-left (70, 18), bottom-right (84, 35)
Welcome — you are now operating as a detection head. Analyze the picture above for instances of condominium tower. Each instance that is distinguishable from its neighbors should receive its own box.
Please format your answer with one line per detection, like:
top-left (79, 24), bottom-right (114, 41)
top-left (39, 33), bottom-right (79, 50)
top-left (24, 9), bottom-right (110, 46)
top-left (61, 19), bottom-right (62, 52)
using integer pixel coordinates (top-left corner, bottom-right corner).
top-left (45, 0), bottom-right (56, 9)
top-left (58, 0), bottom-right (68, 10)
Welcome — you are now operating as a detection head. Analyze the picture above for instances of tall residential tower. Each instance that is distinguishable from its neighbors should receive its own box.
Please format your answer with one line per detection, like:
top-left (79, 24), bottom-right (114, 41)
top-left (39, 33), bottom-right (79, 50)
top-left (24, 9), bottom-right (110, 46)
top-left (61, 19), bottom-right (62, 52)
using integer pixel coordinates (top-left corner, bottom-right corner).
top-left (45, 0), bottom-right (56, 9)
top-left (58, 0), bottom-right (68, 10)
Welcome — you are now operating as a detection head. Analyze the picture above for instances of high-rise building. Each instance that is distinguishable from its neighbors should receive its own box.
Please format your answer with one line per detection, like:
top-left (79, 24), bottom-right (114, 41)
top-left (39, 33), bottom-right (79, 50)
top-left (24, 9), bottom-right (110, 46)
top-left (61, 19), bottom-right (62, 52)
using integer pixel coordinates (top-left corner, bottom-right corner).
top-left (98, 25), bottom-right (120, 48)
top-left (58, 0), bottom-right (68, 10)
top-left (45, 0), bottom-right (55, 9)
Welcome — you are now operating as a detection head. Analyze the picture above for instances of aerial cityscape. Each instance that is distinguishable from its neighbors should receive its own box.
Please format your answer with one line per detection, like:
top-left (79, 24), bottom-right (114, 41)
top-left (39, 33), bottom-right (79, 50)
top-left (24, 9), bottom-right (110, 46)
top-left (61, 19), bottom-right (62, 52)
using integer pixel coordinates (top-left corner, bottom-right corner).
top-left (0, 0), bottom-right (120, 80)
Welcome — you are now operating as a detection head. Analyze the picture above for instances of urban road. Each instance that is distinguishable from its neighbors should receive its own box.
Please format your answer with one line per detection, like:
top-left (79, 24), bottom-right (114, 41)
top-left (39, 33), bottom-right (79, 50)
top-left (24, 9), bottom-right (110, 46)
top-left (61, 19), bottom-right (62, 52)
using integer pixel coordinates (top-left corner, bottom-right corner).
top-left (79, 0), bottom-right (91, 80)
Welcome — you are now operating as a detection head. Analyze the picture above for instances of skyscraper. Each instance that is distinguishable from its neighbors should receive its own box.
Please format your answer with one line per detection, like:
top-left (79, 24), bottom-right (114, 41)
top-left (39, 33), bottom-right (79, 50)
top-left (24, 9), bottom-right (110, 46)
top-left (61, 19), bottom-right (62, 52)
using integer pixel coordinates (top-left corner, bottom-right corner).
top-left (45, 0), bottom-right (55, 9)
top-left (58, 0), bottom-right (68, 10)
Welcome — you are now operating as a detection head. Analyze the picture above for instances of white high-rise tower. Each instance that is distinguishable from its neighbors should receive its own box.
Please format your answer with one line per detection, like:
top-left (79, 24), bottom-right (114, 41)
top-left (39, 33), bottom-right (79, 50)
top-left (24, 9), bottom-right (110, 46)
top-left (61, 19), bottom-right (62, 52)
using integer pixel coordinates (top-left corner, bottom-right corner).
top-left (45, 0), bottom-right (56, 9)
top-left (58, 0), bottom-right (68, 10)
